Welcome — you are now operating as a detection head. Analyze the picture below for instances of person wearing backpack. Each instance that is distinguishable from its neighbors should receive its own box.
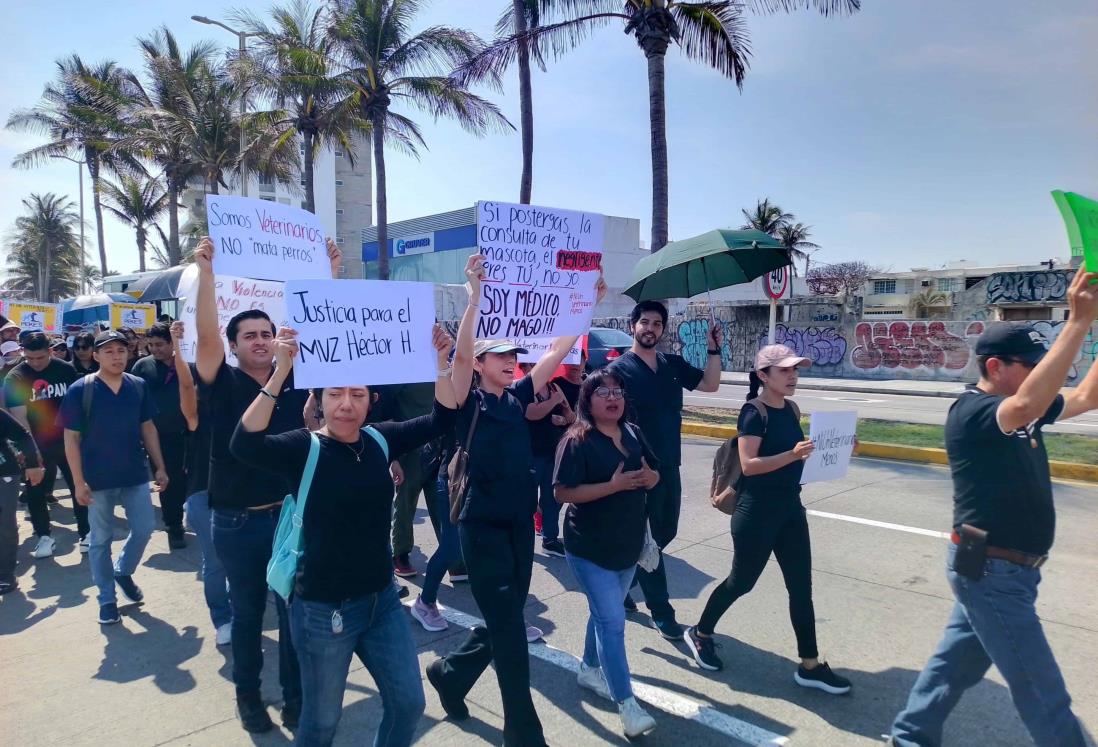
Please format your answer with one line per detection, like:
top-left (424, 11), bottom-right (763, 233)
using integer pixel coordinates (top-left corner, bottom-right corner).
top-left (59, 330), bottom-right (169, 626)
top-left (230, 324), bottom-right (457, 747)
top-left (684, 344), bottom-right (852, 695)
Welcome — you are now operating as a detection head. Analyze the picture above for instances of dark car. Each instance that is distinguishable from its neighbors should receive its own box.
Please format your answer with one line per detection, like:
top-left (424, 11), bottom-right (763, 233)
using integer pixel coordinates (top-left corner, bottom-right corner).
top-left (586, 327), bottom-right (634, 373)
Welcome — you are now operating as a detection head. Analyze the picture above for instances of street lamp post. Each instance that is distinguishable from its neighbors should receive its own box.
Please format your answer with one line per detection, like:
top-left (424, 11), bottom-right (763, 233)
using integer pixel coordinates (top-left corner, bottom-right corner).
top-left (191, 15), bottom-right (254, 197)
top-left (59, 155), bottom-right (88, 293)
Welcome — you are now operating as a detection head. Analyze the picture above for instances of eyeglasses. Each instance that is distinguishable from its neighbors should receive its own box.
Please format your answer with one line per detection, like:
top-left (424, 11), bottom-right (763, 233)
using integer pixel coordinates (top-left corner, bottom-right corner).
top-left (593, 386), bottom-right (625, 400)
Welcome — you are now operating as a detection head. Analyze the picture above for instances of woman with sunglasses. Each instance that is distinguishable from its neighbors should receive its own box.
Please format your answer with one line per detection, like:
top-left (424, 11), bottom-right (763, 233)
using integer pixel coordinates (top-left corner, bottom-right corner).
top-left (553, 369), bottom-right (661, 737)
top-left (71, 332), bottom-right (98, 375)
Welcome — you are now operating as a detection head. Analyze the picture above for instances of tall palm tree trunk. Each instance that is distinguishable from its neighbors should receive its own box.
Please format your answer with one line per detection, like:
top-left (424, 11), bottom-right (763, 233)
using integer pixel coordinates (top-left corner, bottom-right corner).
top-left (514, 0), bottom-right (533, 204)
top-left (303, 131), bottom-right (316, 213)
top-left (86, 152), bottom-right (109, 275)
top-left (167, 175), bottom-right (181, 266)
top-left (372, 113), bottom-right (389, 280)
top-left (136, 225), bottom-right (147, 272)
top-left (647, 51), bottom-right (668, 253)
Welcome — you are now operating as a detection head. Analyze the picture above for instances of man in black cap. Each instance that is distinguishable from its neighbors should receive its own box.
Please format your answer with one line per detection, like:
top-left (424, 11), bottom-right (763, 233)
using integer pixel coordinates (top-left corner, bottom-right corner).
top-left (891, 266), bottom-right (1098, 747)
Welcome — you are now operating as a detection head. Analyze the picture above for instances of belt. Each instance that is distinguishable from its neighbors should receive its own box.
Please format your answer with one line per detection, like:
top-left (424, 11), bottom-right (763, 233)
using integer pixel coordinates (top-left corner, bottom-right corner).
top-left (950, 532), bottom-right (1048, 569)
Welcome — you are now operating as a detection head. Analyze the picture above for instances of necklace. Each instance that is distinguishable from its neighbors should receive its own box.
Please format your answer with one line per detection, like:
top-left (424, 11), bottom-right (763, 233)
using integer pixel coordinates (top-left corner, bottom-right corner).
top-left (343, 436), bottom-right (365, 462)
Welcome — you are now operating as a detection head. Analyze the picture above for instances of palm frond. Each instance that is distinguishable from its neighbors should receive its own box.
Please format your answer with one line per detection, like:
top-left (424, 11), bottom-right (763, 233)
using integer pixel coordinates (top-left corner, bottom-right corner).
top-left (744, 0), bottom-right (860, 17)
top-left (671, 2), bottom-right (751, 85)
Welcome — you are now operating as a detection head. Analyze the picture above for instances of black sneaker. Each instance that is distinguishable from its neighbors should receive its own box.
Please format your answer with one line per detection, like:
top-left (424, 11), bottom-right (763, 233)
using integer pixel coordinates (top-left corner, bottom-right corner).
top-left (281, 699), bottom-right (301, 730)
top-left (426, 660), bottom-right (469, 720)
top-left (98, 603), bottom-right (121, 625)
top-left (623, 595), bottom-right (638, 613)
top-left (168, 527), bottom-right (187, 550)
top-left (0, 579), bottom-right (17, 595)
top-left (794, 662), bottom-right (851, 695)
top-left (236, 691), bottom-right (274, 733)
top-left (684, 626), bottom-right (723, 671)
top-left (542, 538), bottom-right (565, 557)
top-left (115, 574), bottom-right (144, 604)
top-left (651, 616), bottom-right (685, 641)
top-left (397, 584), bottom-right (410, 599)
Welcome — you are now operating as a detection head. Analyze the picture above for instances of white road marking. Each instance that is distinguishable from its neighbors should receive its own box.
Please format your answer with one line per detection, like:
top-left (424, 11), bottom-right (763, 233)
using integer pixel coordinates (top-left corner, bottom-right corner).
top-left (806, 509), bottom-right (950, 539)
top-left (407, 601), bottom-right (790, 746)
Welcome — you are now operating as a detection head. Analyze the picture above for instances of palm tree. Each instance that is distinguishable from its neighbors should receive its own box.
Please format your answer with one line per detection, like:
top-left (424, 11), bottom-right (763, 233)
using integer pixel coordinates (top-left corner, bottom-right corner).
top-left (100, 174), bottom-right (172, 272)
top-left (909, 289), bottom-right (949, 319)
top-left (741, 197), bottom-right (792, 236)
top-left (149, 224), bottom-right (195, 268)
top-left (3, 193), bottom-right (85, 301)
top-left (7, 55), bottom-right (135, 276)
top-left (121, 27), bottom-right (214, 265)
top-left (235, 1), bottom-right (371, 214)
top-left (775, 221), bottom-right (818, 277)
top-left (476, 1), bottom-right (858, 252)
top-left (327, 0), bottom-right (512, 279)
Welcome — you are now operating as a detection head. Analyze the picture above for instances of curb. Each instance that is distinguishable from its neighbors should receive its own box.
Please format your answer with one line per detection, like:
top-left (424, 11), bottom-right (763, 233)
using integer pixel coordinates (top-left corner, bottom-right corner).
top-left (718, 375), bottom-right (963, 399)
top-left (681, 421), bottom-right (1098, 484)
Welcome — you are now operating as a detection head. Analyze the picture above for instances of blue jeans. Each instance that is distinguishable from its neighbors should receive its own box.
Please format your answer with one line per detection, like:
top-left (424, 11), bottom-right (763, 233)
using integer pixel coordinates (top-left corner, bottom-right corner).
top-left (567, 552), bottom-right (637, 702)
top-left (533, 454), bottom-right (560, 541)
top-left (184, 492), bottom-right (231, 629)
top-left (421, 474), bottom-right (461, 606)
top-left (87, 483), bottom-right (155, 606)
top-left (892, 544), bottom-right (1085, 747)
top-left (213, 507), bottom-right (301, 703)
top-left (290, 585), bottom-right (425, 747)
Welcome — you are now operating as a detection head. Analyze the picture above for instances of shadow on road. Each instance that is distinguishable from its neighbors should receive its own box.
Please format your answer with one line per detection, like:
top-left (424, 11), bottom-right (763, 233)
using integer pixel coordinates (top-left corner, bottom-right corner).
top-left (95, 607), bottom-right (201, 693)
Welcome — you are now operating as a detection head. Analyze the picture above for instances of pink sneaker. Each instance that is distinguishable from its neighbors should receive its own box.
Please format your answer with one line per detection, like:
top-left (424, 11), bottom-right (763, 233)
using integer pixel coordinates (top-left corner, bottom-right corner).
top-left (410, 596), bottom-right (448, 632)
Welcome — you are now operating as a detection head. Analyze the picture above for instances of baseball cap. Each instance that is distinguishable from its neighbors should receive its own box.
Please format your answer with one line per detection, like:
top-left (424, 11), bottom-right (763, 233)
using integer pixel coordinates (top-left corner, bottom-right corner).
top-left (51, 339), bottom-right (67, 350)
top-left (1, 341), bottom-right (21, 355)
top-left (0, 321), bottom-right (20, 333)
top-left (94, 330), bottom-right (129, 349)
top-left (974, 323), bottom-right (1048, 365)
top-left (755, 344), bottom-right (811, 371)
top-left (473, 339), bottom-right (529, 357)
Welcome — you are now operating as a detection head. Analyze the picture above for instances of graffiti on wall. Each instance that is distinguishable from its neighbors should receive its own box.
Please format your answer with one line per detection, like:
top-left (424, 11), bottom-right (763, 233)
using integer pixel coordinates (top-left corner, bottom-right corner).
top-left (850, 321), bottom-right (985, 375)
top-left (675, 318), bottom-right (731, 370)
top-left (986, 271), bottom-right (1071, 305)
top-left (759, 324), bottom-right (848, 367)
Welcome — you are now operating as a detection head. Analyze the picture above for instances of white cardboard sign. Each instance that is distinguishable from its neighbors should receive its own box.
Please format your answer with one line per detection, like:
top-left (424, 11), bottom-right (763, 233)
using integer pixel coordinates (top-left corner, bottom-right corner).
top-left (285, 279), bottom-right (437, 389)
top-left (800, 410), bottom-right (857, 484)
top-left (475, 200), bottom-right (604, 340)
top-left (207, 194), bottom-right (330, 282)
top-left (175, 264), bottom-right (287, 366)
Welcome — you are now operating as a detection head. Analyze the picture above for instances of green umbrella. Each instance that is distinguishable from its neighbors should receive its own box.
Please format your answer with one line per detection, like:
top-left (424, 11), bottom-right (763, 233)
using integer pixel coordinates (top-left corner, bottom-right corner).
top-left (622, 229), bottom-right (791, 302)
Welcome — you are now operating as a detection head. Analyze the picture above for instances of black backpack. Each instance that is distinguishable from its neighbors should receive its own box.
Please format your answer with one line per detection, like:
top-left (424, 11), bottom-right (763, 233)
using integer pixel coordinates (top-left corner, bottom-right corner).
top-left (709, 398), bottom-right (801, 515)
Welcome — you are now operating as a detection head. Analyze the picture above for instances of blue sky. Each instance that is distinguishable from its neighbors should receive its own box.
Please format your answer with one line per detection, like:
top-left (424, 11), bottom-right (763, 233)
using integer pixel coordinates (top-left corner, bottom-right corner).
top-left (2, 0), bottom-right (1095, 276)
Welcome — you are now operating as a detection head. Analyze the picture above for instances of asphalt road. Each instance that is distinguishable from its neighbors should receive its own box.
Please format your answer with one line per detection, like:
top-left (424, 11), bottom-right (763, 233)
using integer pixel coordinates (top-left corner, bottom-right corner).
top-left (686, 383), bottom-right (1098, 436)
top-left (3, 439), bottom-right (1095, 746)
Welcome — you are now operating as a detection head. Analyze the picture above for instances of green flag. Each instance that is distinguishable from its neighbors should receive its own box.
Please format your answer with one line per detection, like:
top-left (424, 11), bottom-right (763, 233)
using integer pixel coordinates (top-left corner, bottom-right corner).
top-left (1052, 190), bottom-right (1098, 270)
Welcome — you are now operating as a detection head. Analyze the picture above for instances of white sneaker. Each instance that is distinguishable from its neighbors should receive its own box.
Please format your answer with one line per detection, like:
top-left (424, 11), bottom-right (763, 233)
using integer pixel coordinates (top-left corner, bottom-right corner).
top-left (525, 624), bottom-right (543, 643)
top-left (619, 696), bottom-right (656, 738)
top-left (78, 536), bottom-right (90, 554)
top-left (577, 662), bottom-right (613, 701)
top-left (215, 623), bottom-right (232, 647)
top-left (31, 535), bottom-right (55, 559)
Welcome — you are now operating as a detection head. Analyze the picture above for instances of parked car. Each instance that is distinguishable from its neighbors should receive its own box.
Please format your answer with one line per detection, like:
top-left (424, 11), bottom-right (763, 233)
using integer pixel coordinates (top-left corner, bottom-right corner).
top-left (586, 327), bottom-right (634, 373)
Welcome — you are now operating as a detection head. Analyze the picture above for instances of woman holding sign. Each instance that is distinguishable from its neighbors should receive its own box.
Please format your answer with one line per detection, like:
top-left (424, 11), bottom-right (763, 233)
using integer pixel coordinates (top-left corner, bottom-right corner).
top-left (426, 254), bottom-right (606, 747)
top-left (684, 344), bottom-right (853, 695)
top-left (230, 324), bottom-right (458, 747)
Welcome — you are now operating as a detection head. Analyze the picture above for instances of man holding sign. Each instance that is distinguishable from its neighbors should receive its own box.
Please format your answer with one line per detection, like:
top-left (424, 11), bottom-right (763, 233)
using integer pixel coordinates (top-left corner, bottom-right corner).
top-left (192, 235), bottom-right (341, 734)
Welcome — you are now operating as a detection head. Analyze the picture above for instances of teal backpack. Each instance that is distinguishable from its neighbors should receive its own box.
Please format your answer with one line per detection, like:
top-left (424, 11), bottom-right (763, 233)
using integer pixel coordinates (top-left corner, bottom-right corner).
top-left (267, 426), bottom-right (389, 601)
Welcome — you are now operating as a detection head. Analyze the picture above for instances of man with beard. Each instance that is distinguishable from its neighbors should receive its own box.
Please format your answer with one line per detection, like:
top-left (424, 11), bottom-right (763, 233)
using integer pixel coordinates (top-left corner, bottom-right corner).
top-left (193, 235), bottom-right (341, 734)
top-left (607, 301), bottom-right (722, 640)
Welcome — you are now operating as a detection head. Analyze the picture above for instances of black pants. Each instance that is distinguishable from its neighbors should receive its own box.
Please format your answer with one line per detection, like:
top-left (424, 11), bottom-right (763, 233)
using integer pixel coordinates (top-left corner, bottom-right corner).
top-left (633, 465), bottom-right (681, 621)
top-left (434, 518), bottom-right (545, 747)
top-left (155, 432), bottom-right (186, 531)
top-left (697, 496), bottom-right (818, 659)
top-left (26, 446), bottom-right (88, 539)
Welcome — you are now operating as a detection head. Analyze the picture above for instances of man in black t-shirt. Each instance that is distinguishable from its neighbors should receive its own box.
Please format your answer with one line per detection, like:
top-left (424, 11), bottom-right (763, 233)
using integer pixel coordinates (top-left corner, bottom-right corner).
top-left (607, 301), bottom-right (722, 640)
top-left (3, 332), bottom-right (85, 558)
top-left (131, 322), bottom-right (188, 548)
top-left (893, 272), bottom-right (1098, 747)
top-left (193, 236), bottom-right (341, 735)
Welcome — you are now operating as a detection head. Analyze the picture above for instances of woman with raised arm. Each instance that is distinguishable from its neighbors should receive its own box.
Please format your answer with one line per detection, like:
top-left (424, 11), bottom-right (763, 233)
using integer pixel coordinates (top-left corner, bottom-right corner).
top-left (230, 325), bottom-right (458, 747)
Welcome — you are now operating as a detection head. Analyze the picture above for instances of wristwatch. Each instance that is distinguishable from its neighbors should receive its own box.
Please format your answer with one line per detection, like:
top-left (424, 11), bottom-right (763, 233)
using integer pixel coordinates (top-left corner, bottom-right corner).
top-left (707, 349), bottom-right (720, 356)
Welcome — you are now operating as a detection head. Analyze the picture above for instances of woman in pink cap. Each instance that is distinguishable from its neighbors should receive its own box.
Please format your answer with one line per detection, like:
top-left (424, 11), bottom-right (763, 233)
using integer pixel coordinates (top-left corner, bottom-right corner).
top-left (684, 344), bottom-right (852, 695)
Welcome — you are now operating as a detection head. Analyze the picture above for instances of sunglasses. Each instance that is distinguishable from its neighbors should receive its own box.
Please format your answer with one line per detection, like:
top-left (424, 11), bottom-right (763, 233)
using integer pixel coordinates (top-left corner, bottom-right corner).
top-left (593, 386), bottom-right (625, 400)
top-left (74, 345), bottom-right (92, 350)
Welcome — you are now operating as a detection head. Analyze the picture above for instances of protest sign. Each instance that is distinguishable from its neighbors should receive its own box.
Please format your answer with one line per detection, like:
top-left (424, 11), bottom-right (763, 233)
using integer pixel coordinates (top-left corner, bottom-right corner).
top-left (800, 410), bottom-right (857, 484)
top-left (206, 194), bottom-right (330, 282)
top-left (4, 301), bottom-right (61, 333)
top-left (175, 264), bottom-right (287, 365)
top-left (109, 302), bottom-right (156, 332)
top-left (285, 279), bottom-right (436, 389)
top-left (515, 338), bottom-right (582, 365)
top-left (1052, 190), bottom-right (1098, 271)
top-left (475, 200), bottom-right (604, 340)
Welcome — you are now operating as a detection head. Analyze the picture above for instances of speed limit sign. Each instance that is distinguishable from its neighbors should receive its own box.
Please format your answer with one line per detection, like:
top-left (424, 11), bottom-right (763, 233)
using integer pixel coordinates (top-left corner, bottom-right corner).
top-left (763, 266), bottom-right (789, 299)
